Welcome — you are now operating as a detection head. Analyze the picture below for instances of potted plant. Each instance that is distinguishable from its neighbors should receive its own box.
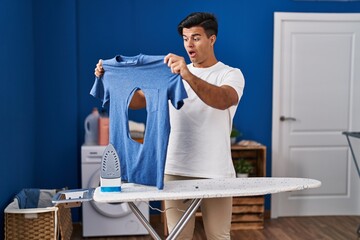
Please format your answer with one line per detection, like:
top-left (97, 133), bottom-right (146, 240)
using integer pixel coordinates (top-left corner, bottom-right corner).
top-left (234, 159), bottom-right (254, 178)
top-left (230, 126), bottom-right (241, 144)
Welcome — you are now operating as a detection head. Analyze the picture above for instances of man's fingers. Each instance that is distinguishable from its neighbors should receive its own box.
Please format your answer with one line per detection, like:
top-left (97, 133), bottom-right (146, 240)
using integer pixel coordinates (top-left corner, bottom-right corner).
top-left (96, 59), bottom-right (103, 71)
top-left (95, 59), bottom-right (104, 76)
top-left (167, 58), bottom-right (174, 67)
top-left (164, 53), bottom-right (173, 64)
top-left (94, 69), bottom-right (101, 77)
top-left (164, 53), bottom-right (183, 74)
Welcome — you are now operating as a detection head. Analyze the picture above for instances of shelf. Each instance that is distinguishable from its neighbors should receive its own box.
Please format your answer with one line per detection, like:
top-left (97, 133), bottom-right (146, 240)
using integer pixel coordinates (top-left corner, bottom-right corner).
top-left (231, 144), bottom-right (266, 230)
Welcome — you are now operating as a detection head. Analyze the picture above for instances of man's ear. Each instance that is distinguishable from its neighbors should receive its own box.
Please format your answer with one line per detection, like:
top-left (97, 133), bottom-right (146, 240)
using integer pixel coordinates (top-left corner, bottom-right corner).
top-left (210, 35), bottom-right (217, 46)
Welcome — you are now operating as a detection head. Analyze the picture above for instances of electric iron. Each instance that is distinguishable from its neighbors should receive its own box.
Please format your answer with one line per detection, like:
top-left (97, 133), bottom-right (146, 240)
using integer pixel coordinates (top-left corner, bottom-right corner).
top-left (100, 144), bottom-right (122, 192)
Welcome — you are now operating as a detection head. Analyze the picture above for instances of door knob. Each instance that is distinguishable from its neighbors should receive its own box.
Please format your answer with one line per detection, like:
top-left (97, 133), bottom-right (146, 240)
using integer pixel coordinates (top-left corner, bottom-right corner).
top-left (280, 116), bottom-right (297, 121)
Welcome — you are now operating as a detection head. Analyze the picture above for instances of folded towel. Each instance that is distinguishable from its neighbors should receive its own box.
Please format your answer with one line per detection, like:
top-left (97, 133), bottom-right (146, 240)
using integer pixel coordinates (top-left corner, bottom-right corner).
top-left (130, 131), bottom-right (144, 139)
top-left (129, 120), bottom-right (145, 133)
top-left (237, 140), bottom-right (261, 147)
top-left (15, 188), bottom-right (40, 209)
top-left (38, 189), bottom-right (56, 208)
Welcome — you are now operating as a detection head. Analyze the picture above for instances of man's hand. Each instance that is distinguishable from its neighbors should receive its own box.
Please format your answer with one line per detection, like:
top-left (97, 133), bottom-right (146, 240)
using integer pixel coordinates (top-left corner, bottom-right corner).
top-left (164, 53), bottom-right (238, 110)
top-left (164, 53), bottom-right (193, 80)
top-left (94, 59), bottom-right (104, 78)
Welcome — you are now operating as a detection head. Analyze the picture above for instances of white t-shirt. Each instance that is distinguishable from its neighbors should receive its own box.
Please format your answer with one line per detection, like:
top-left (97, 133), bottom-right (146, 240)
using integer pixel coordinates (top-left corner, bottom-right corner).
top-left (165, 61), bottom-right (245, 178)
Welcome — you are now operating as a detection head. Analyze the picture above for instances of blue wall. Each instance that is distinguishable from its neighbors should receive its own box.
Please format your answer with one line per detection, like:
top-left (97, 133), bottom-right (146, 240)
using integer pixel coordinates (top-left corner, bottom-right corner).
top-left (32, 0), bottom-right (78, 190)
top-left (2, 0), bottom-right (360, 236)
top-left (0, 0), bottom-right (36, 234)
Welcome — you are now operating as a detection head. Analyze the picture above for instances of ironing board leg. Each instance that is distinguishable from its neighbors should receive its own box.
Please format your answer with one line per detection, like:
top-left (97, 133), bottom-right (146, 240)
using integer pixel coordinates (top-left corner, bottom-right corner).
top-left (128, 202), bottom-right (162, 240)
top-left (128, 198), bottom-right (202, 240)
top-left (166, 198), bottom-right (202, 240)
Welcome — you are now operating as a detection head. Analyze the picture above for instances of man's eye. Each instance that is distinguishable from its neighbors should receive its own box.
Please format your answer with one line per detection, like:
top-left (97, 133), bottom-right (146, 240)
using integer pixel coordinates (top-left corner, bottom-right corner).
top-left (193, 37), bottom-right (200, 41)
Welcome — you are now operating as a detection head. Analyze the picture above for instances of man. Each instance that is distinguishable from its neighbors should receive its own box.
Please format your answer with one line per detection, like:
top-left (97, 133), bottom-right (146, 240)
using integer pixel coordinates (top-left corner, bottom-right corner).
top-left (95, 12), bottom-right (245, 240)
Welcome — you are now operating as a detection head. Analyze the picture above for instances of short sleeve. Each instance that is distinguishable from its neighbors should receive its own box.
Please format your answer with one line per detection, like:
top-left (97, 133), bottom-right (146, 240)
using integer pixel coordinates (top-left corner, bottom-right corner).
top-left (222, 68), bottom-right (245, 103)
top-left (168, 74), bottom-right (188, 110)
top-left (90, 77), bottom-right (109, 107)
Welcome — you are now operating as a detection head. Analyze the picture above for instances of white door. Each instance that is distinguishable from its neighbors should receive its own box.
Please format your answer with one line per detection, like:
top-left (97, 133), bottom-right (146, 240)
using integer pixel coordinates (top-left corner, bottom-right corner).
top-left (272, 12), bottom-right (360, 218)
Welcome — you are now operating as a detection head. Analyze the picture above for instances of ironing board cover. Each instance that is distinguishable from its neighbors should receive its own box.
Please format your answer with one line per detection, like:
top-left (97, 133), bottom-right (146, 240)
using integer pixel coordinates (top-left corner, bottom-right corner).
top-left (93, 177), bottom-right (321, 203)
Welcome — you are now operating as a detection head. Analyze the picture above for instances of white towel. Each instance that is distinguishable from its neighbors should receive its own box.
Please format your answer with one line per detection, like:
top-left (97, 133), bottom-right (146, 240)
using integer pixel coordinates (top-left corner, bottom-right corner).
top-left (129, 120), bottom-right (145, 133)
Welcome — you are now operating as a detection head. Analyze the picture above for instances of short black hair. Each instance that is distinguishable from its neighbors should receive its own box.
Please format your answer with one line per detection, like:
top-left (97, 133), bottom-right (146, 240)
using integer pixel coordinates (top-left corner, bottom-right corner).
top-left (177, 12), bottom-right (218, 37)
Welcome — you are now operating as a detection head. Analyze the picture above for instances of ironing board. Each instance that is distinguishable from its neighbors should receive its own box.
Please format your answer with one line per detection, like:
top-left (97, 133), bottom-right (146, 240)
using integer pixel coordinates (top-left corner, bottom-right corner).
top-left (343, 132), bottom-right (360, 178)
top-left (342, 131), bottom-right (360, 236)
top-left (89, 177), bottom-right (320, 240)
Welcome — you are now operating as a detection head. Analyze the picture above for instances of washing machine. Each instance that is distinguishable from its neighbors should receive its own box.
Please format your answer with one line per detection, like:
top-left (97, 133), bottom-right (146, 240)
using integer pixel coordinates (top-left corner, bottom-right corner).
top-left (81, 145), bottom-right (149, 237)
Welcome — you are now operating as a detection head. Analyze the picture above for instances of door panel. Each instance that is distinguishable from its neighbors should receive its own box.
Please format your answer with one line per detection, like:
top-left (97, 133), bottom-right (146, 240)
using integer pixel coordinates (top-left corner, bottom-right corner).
top-left (272, 12), bottom-right (360, 217)
top-left (289, 147), bottom-right (348, 196)
top-left (291, 33), bottom-right (352, 132)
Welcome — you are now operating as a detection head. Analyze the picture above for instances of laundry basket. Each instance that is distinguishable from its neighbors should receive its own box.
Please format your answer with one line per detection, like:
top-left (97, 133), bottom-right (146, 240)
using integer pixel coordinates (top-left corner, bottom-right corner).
top-left (4, 189), bottom-right (72, 240)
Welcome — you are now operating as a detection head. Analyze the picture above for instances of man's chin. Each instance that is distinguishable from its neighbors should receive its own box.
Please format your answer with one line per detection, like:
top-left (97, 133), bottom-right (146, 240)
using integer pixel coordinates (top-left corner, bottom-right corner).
top-left (189, 57), bottom-right (198, 63)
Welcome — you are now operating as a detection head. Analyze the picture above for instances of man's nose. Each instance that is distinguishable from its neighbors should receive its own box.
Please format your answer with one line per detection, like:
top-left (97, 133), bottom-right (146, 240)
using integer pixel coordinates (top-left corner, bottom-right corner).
top-left (186, 39), bottom-right (194, 47)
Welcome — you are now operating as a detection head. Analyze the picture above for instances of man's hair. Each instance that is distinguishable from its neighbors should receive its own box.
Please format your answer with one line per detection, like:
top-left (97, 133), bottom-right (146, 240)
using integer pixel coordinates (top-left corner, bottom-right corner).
top-left (177, 12), bottom-right (218, 37)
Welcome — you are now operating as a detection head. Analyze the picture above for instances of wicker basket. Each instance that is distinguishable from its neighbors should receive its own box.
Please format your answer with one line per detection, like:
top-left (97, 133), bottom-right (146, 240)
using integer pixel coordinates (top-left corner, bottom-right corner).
top-left (4, 197), bottom-right (72, 240)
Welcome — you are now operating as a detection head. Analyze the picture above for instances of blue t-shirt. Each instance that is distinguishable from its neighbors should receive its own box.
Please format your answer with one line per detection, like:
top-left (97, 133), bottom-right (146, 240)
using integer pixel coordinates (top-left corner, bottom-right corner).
top-left (90, 54), bottom-right (188, 189)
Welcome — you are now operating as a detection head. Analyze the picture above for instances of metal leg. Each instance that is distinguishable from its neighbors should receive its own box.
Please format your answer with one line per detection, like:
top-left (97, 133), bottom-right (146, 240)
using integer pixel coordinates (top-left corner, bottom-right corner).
top-left (128, 199), bottom-right (202, 240)
top-left (128, 202), bottom-right (162, 240)
top-left (345, 135), bottom-right (360, 178)
top-left (166, 198), bottom-right (202, 240)
top-left (343, 132), bottom-right (360, 237)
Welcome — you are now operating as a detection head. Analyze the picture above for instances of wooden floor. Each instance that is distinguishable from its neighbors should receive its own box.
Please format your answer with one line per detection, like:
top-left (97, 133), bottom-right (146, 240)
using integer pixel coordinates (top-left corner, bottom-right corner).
top-left (72, 216), bottom-right (360, 240)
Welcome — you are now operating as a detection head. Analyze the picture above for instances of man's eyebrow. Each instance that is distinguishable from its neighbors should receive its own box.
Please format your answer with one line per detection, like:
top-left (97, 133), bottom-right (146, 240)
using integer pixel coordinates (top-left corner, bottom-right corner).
top-left (183, 33), bottom-right (202, 37)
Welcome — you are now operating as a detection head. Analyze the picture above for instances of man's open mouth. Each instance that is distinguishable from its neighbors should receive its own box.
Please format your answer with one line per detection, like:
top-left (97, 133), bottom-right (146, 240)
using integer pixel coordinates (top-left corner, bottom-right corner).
top-left (188, 51), bottom-right (196, 58)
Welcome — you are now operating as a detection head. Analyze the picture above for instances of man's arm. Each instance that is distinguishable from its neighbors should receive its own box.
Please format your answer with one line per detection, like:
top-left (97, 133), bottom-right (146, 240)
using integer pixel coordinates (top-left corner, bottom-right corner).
top-left (164, 54), bottom-right (238, 110)
top-left (94, 59), bottom-right (146, 109)
top-left (184, 74), bottom-right (238, 110)
top-left (128, 90), bottom-right (146, 110)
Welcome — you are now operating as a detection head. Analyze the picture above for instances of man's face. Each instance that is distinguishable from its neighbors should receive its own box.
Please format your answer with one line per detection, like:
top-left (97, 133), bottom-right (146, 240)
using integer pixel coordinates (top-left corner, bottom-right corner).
top-left (182, 26), bottom-right (216, 67)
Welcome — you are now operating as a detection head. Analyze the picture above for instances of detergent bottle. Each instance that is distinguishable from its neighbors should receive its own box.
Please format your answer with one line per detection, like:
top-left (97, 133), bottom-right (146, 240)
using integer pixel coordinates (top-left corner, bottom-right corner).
top-left (98, 109), bottom-right (109, 146)
top-left (84, 108), bottom-right (99, 145)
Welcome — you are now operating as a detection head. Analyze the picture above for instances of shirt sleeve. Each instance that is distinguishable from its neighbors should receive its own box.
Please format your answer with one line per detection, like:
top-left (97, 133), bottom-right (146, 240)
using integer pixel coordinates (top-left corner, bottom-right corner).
top-left (222, 68), bottom-right (245, 103)
top-left (90, 77), bottom-right (109, 107)
top-left (168, 74), bottom-right (188, 110)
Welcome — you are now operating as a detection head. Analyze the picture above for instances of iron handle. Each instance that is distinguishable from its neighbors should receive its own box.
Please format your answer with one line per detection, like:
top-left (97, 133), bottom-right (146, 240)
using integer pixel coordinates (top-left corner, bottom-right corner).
top-left (280, 116), bottom-right (297, 122)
